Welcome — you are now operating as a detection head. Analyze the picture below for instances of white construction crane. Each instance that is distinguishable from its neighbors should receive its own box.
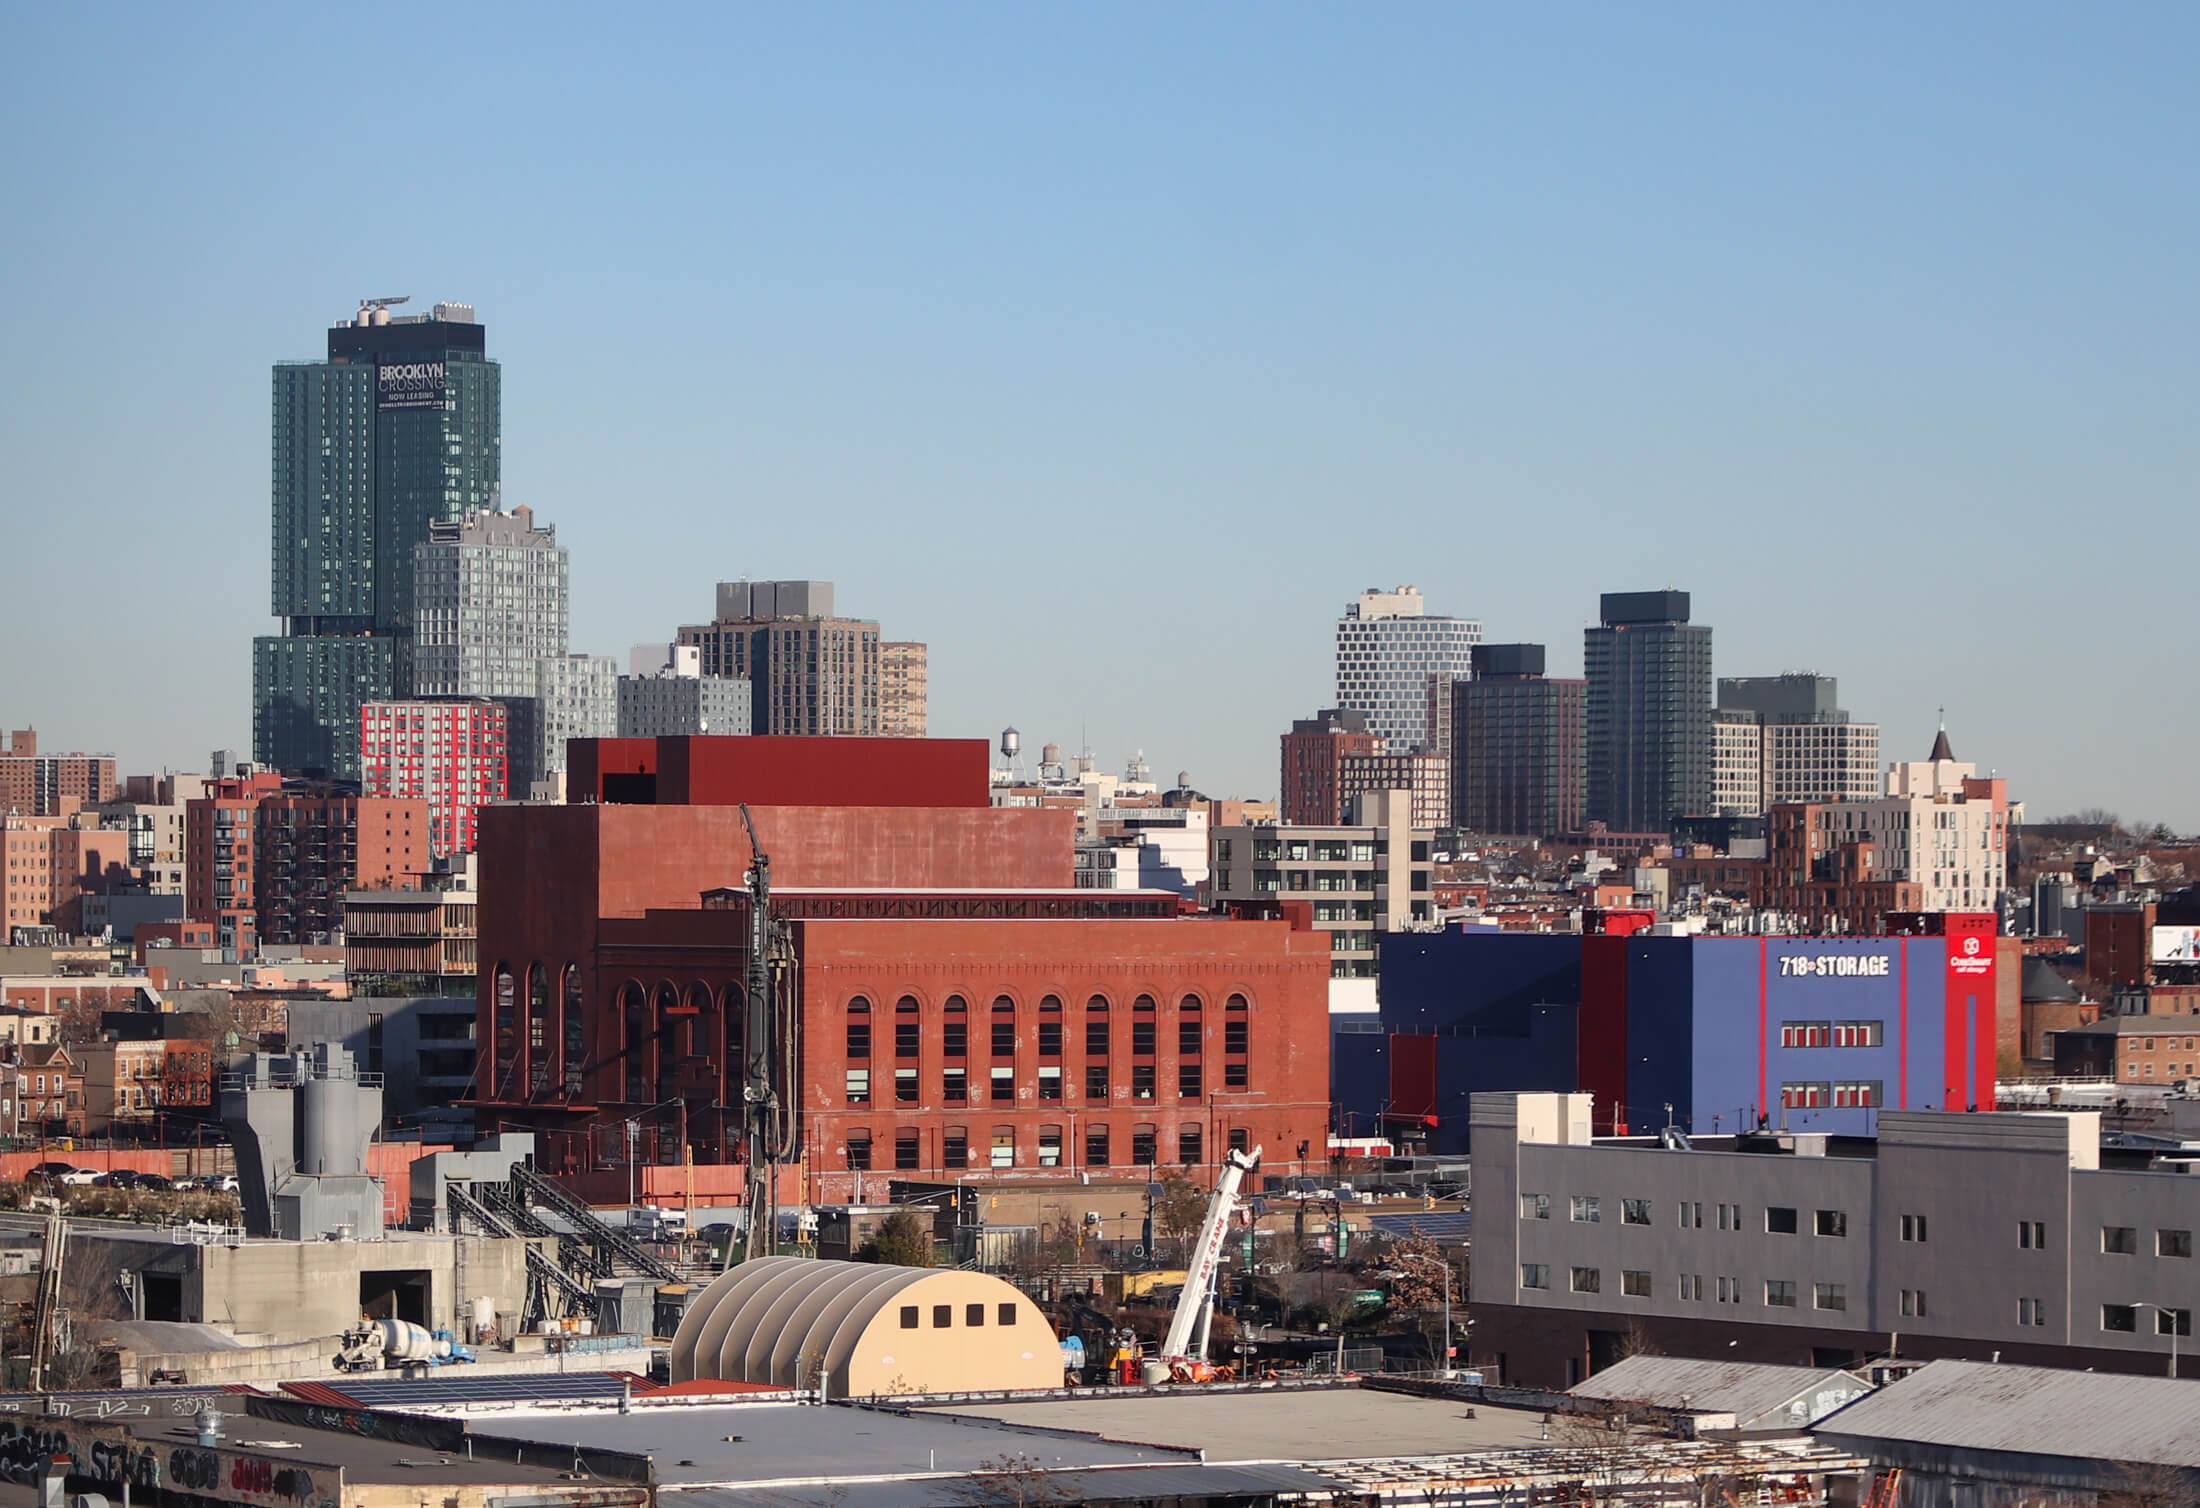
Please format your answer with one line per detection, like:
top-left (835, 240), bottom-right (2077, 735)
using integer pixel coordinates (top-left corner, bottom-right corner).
top-left (1143, 1144), bottom-right (1260, 1384)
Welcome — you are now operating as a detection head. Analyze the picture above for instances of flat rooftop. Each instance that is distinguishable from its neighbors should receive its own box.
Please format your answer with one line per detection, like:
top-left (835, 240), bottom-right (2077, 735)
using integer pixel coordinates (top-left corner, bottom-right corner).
top-left (939, 1385), bottom-right (1558, 1462)
top-left (483, 1400), bottom-right (1185, 1486)
top-left (84, 1411), bottom-right (602, 1489)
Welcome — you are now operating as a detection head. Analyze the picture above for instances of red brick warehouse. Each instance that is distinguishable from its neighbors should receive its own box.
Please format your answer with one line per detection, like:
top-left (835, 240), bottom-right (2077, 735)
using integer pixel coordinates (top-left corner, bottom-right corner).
top-left (471, 736), bottom-right (1333, 1199)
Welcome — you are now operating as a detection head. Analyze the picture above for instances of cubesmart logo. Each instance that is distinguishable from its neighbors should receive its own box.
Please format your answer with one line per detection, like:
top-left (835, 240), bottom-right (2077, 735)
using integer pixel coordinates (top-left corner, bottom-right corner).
top-left (1939, 914), bottom-right (2000, 1110)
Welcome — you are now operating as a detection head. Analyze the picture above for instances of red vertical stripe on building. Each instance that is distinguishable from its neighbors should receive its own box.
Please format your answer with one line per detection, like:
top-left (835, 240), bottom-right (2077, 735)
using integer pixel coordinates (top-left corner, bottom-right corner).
top-left (1898, 939), bottom-right (1909, 1107)
top-left (1580, 936), bottom-right (1630, 1134)
top-left (1757, 939), bottom-right (1768, 1121)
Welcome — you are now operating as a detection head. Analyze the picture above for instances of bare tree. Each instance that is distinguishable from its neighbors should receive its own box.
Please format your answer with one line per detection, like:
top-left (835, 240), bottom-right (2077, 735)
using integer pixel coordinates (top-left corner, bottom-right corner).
top-left (2101, 1461), bottom-right (2200, 1508)
top-left (958, 1453), bottom-right (1077, 1508)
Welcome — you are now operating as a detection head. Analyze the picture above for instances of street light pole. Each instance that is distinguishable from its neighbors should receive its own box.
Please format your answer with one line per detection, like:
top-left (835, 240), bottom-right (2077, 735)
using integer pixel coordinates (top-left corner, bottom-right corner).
top-left (2133, 1301), bottom-right (2182, 1377)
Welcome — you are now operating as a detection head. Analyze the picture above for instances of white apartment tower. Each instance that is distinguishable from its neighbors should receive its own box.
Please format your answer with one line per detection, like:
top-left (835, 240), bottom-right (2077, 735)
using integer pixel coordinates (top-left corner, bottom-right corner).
top-left (532, 653), bottom-right (620, 778)
top-left (1333, 586), bottom-right (1480, 756)
top-left (411, 506), bottom-right (570, 699)
top-left (1714, 674), bottom-right (1881, 816)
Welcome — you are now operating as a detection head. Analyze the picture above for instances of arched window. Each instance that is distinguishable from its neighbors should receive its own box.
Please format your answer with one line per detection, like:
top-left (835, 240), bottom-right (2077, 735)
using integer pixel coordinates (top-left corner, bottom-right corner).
top-left (1225, 993), bottom-right (1249, 1072)
top-left (560, 964), bottom-right (584, 1097)
top-left (493, 964), bottom-right (517, 1098)
top-left (846, 996), bottom-right (873, 1104)
top-left (1132, 995), bottom-right (1157, 1057)
top-left (527, 965), bottom-right (551, 1093)
top-left (721, 983), bottom-right (746, 1091)
top-left (1178, 994), bottom-right (1203, 1057)
top-left (621, 981), bottom-right (646, 1104)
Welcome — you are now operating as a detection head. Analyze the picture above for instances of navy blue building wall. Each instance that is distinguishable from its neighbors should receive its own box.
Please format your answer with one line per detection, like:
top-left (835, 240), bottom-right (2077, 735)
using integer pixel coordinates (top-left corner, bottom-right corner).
top-left (1362, 932), bottom-right (1585, 1152)
top-left (1623, 939), bottom-right (1696, 1135)
top-left (1368, 928), bottom-right (1965, 1150)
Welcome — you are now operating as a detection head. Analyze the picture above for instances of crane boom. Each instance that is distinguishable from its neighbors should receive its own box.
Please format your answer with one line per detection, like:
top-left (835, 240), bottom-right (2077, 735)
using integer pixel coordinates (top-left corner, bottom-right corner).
top-left (1150, 1146), bottom-right (1260, 1376)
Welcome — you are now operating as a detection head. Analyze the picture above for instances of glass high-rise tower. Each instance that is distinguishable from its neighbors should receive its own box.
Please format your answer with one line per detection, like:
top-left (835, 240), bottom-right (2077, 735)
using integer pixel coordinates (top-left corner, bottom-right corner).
top-left (1584, 590), bottom-right (1713, 833)
top-left (252, 300), bottom-right (500, 778)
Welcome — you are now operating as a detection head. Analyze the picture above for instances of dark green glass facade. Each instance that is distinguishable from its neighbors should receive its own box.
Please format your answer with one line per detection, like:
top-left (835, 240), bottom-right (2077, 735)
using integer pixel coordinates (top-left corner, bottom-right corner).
top-left (253, 310), bottom-right (500, 778)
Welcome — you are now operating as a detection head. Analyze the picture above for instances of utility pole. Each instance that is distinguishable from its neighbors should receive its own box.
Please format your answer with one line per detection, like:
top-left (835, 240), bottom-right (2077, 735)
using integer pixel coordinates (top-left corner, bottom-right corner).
top-left (28, 1211), bottom-right (66, 1392)
top-left (740, 804), bottom-right (788, 1262)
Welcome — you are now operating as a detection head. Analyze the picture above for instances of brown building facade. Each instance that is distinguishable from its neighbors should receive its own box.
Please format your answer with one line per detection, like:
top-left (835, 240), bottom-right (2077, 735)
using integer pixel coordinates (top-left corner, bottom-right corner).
top-left (472, 736), bottom-right (1333, 1197)
top-left (0, 729), bottom-right (117, 817)
top-left (1, 815), bottom-right (132, 932)
top-left (186, 775), bottom-right (430, 954)
top-left (1279, 708), bottom-right (1381, 826)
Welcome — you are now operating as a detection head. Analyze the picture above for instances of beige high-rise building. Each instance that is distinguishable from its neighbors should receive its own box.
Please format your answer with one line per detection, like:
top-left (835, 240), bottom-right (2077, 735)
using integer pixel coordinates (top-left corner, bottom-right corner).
top-left (881, 641), bottom-right (929, 737)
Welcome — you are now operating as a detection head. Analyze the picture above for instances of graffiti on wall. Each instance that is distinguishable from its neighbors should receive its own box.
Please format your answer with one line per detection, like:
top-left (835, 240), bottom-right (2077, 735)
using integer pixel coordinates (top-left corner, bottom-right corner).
top-left (0, 1415), bottom-right (339, 1508)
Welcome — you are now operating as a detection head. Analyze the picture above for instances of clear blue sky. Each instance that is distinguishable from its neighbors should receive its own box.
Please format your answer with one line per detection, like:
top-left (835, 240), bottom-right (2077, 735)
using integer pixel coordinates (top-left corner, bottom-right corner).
top-left (3, 5), bottom-right (2194, 824)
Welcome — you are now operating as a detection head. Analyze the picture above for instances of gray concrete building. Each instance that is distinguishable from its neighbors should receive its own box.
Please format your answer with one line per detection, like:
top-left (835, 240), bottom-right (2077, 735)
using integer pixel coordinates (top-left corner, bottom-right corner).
top-left (616, 673), bottom-right (752, 738)
top-left (1469, 1091), bottom-right (2200, 1388)
top-left (1207, 790), bottom-right (1433, 982)
top-left (288, 994), bottom-right (476, 1139)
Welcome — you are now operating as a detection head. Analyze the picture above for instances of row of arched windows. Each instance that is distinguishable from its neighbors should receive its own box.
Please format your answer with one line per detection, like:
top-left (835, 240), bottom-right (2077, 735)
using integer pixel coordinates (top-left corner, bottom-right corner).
top-left (492, 965), bottom-right (748, 1106)
top-left (488, 967), bottom-right (1254, 1115)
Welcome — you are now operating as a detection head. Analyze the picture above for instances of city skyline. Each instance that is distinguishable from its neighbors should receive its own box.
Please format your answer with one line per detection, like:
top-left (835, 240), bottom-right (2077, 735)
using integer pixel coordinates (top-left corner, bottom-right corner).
top-left (3, 8), bottom-right (2196, 825)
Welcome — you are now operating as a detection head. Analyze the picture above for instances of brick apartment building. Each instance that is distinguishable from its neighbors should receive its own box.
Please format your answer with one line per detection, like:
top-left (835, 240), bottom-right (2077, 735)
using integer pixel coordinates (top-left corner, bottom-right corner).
top-left (471, 736), bottom-right (1333, 1199)
top-left (17, 1043), bottom-right (83, 1137)
top-left (1278, 708), bottom-right (1381, 826)
top-left (1, 814), bottom-right (132, 932)
top-left (2052, 1015), bottom-right (2200, 1083)
top-left (186, 774), bottom-right (430, 955)
top-left (0, 729), bottom-right (116, 817)
top-left (81, 1037), bottom-right (217, 1132)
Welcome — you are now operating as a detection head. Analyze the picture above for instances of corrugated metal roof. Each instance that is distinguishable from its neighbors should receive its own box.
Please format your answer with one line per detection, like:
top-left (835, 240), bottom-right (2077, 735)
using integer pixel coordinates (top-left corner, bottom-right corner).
top-left (1814, 1360), bottom-right (2200, 1467)
top-left (1571, 1356), bottom-right (1867, 1425)
top-left (678, 1461), bottom-right (1343, 1508)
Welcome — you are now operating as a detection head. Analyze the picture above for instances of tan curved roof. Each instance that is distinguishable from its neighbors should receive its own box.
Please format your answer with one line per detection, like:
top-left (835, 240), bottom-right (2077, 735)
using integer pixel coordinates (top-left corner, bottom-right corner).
top-left (668, 1250), bottom-right (1064, 1391)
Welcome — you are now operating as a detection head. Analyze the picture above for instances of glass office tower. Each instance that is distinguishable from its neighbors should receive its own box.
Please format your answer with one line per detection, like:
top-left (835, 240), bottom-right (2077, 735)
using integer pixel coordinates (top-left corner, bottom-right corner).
top-left (253, 301), bottom-right (500, 778)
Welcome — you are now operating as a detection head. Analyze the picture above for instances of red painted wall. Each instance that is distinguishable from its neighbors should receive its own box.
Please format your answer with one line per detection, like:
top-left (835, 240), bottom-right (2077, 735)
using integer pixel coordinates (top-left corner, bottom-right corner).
top-left (473, 884), bottom-right (1332, 1192)
top-left (474, 798), bottom-right (1073, 1113)
top-left (569, 736), bottom-right (992, 808)
top-left (1579, 935), bottom-right (1631, 1133)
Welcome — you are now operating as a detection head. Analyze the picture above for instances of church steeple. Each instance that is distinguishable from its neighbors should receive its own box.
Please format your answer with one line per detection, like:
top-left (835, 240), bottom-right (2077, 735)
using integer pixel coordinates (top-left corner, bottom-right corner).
top-left (1928, 710), bottom-right (1955, 763)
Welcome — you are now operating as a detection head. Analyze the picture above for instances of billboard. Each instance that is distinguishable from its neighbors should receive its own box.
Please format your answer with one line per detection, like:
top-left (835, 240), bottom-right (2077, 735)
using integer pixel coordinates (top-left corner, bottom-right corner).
top-left (376, 357), bottom-right (446, 409)
top-left (2156, 926), bottom-right (2200, 964)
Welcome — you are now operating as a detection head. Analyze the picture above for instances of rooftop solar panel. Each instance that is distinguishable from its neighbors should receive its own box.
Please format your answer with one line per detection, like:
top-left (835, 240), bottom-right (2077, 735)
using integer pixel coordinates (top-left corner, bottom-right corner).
top-left (321, 1371), bottom-right (641, 1408)
top-left (1366, 1211), bottom-right (1471, 1241)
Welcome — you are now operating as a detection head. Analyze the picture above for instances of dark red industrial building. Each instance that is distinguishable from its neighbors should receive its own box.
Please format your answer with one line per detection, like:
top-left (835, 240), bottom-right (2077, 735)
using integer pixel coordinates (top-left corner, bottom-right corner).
top-left (474, 737), bottom-right (1333, 1201)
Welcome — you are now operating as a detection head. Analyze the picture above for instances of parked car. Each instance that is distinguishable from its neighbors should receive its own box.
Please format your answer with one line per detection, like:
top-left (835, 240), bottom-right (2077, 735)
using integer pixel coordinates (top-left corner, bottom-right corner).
top-left (206, 1174), bottom-right (238, 1193)
top-left (24, 1162), bottom-right (76, 1184)
top-left (135, 1173), bottom-right (173, 1192)
top-left (94, 1169), bottom-right (142, 1190)
top-left (56, 1168), bottom-right (102, 1187)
